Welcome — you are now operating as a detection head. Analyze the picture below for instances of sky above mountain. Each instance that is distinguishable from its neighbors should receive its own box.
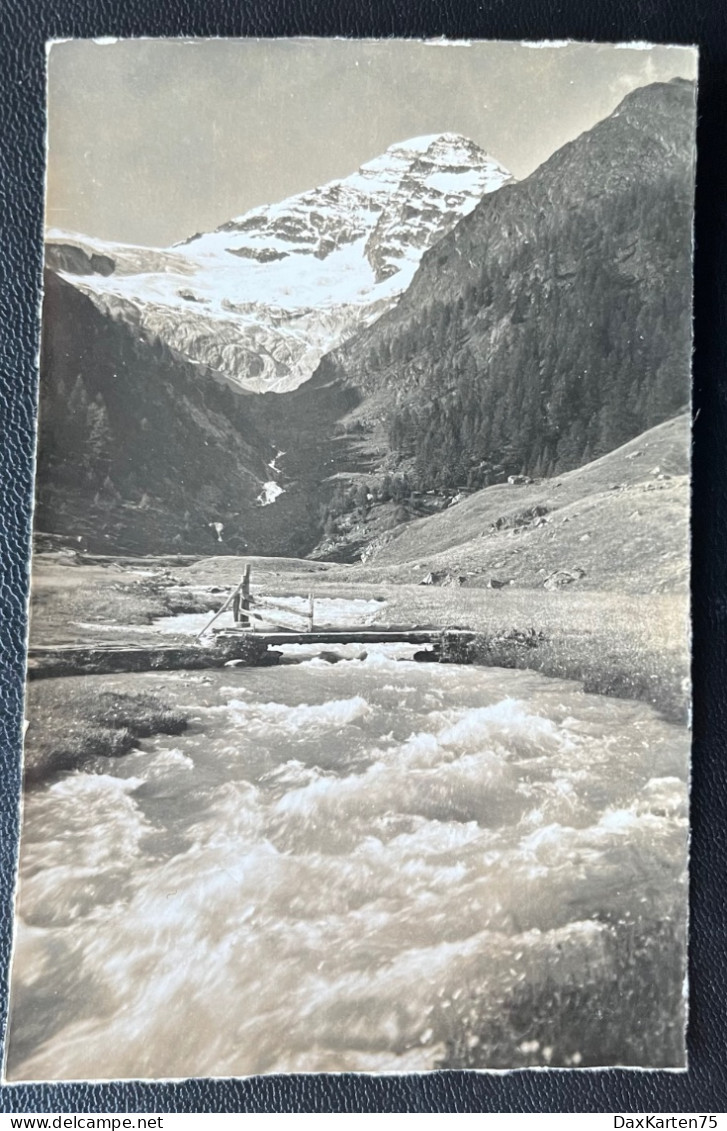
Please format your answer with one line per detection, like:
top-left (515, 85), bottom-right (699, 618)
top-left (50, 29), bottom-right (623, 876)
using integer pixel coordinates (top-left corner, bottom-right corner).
top-left (45, 38), bottom-right (697, 247)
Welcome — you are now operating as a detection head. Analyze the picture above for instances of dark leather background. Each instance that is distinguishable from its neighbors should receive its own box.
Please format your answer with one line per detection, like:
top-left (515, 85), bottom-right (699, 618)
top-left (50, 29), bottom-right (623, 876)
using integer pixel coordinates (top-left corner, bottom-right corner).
top-left (1, 0), bottom-right (726, 1113)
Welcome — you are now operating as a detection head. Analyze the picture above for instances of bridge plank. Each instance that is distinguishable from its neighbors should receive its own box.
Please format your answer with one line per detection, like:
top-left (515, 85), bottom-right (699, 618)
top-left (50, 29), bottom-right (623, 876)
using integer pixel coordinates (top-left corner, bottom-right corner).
top-left (214, 628), bottom-right (458, 646)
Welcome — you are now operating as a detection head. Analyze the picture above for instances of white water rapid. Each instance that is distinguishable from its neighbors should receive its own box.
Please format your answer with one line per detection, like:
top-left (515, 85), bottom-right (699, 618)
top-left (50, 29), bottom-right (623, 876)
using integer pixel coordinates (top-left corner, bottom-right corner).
top-left (7, 646), bottom-right (688, 1079)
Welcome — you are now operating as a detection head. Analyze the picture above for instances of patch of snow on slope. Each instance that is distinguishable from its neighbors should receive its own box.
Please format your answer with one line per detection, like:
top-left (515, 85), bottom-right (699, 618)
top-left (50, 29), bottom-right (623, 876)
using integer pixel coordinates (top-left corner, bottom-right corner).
top-left (257, 481), bottom-right (285, 507)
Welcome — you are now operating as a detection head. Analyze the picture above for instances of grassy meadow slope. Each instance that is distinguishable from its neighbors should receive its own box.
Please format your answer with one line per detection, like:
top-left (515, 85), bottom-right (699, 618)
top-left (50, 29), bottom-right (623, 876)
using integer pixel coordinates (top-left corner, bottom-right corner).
top-left (356, 414), bottom-right (689, 594)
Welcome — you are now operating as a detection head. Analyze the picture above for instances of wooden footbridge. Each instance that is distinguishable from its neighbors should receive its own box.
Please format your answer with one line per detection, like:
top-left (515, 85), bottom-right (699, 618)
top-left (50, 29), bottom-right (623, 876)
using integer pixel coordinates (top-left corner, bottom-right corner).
top-left (28, 566), bottom-right (474, 679)
top-left (203, 566), bottom-right (446, 647)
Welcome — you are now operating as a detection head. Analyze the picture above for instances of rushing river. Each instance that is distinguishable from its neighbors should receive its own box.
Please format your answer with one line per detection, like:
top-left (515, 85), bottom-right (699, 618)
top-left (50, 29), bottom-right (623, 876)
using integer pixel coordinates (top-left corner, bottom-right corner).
top-left (7, 645), bottom-right (688, 1079)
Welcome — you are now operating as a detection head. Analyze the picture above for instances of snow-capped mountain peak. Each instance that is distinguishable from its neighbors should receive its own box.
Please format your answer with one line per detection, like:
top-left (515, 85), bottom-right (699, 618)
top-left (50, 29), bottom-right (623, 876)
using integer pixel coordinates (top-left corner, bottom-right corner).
top-left (179, 131), bottom-right (510, 276)
top-left (46, 133), bottom-right (512, 392)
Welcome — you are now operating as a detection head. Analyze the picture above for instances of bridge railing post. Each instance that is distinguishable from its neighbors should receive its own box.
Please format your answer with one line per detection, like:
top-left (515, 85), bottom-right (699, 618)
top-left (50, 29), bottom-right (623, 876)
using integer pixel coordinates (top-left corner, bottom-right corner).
top-left (240, 565), bottom-right (251, 628)
top-left (308, 592), bottom-right (315, 634)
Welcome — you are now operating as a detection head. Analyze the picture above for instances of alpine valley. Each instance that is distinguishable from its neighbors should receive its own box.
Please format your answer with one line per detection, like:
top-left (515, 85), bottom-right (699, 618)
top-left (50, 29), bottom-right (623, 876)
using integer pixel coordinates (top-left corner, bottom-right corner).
top-left (37, 79), bottom-right (695, 567)
top-left (13, 62), bottom-right (697, 1081)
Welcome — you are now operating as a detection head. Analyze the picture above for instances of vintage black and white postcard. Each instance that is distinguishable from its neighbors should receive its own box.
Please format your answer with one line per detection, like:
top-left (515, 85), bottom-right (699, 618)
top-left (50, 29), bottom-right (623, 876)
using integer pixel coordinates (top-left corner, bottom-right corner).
top-left (4, 38), bottom-right (696, 1081)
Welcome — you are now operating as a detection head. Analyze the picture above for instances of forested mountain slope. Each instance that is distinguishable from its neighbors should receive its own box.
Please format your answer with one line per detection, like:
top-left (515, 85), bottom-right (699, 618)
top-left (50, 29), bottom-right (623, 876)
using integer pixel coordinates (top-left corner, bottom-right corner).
top-left (314, 79), bottom-right (695, 492)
